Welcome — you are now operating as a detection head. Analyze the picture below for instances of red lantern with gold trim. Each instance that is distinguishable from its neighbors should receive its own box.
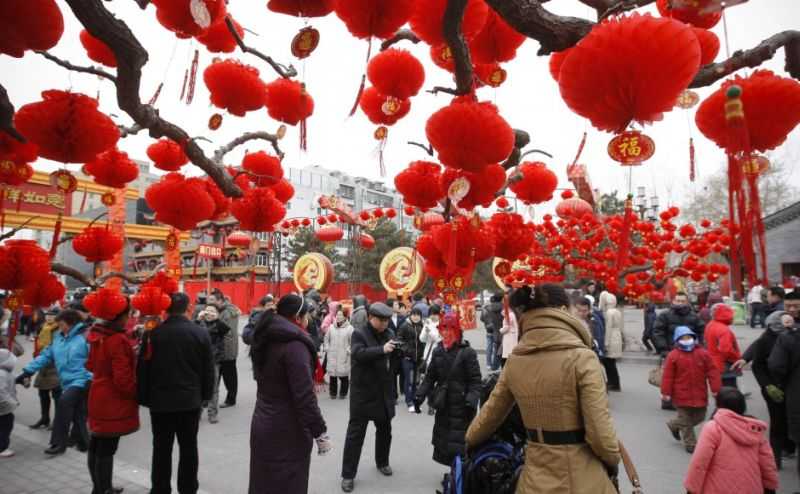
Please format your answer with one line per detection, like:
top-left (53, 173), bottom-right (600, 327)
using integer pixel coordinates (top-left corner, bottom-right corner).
top-left (607, 130), bottom-right (656, 165)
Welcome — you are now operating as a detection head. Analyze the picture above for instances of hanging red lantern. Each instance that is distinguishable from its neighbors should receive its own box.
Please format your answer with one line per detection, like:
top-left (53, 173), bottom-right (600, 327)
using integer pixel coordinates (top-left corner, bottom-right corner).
top-left (83, 148), bottom-right (139, 189)
top-left (23, 274), bottom-right (65, 308)
top-left (509, 161), bottom-right (558, 204)
top-left (557, 14), bottom-right (701, 133)
top-left (203, 60), bottom-right (267, 117)
top-left (14, 90), bottom-right (120, 163)
top-left (474, 63), bottom-right (507, 88)
top-left (548, 48), bottom-right (572, 82)
top-left (469, 11), bottom-right (525, 64)
top-left (692, 27), bottom-right (720, 66)
top-left (317, 216), bottom-right (328, 226)
top-left (84, 288), bottom-right (129, 320)
top-left (0, 0), bottom-right (64, 58)
top-left (556, 197), bottom-right (593, 220)
top-left (426, 98), bottom-right (514, 172)
top-left (430, 216), bottom-right (495, 269)
top-left (72, 226), bottom-right (124, 263)
top-left (142, 271), bottom-right (180, 295)
top-left (264, 79), bottom-right (314, 125)
top-left (145, 173), bottom-right (216, 231)
top-left (395, 161), bottom-right (443, 210)
top-left (0, 240), bottom-right (51, 290)
top-left (385, 208), bottom-right (397, 219)
top-left (196, 16), bottom-right (244, 53)
top-left (359, 211), bottom-right (371, 221)
top-left (0, 133), bottom-right (38, 165)
top-left (147, 138), bottom-right (189, 172)
top-left (227, 230), bottom-right (252, 248)
top-left (49, 170), bottom-right (78, 194)
top-left (656, 0), bottom-right (721, 29)
top-left (334, 0), bottom-right (413, 40)
top-left (316, 225), bottom-right (344, 242)
top-left (327, 213), bottom-right (338, 223)
top-left (359, 87), bottom-right (411, 125)
top-left (268, 0), bottom-right (334, 17)
top-left (151, 0), bottom-right (226, 38)
top-left (410, 0), bottom-right (488, 46)
top-left (359, 233), bottom-right (375, 250)
top-left (0, 161), bottom-right (34, 186)
top-left (301, 218), bottom-right (312, 227)
top-left (291, 27), bottom-right (321, 59)
top-left (440, 164), bottom-right (506, 210)
top-left (242, 151), bottom-right (283, 186)
top-left (133, 286), bottom-right (171, 316)
top-left (231, 187), bottom-right (287, 232)
top-left (417, 212), bottom-right (445, 232)
top-left (367, 49), bottom-right (426, 100)
top-left (79, 30), bottom-right (117, 68)
top-left (495, 197), bottom-right (509, 209)
top-left (607, 130), bottom-right (656, 165)
top-left (201, 177), bottom-right (231, 220)
top-left (430, 44), bottom-right (455, 72)
top-left (488, 212), bottom-right (535, 261)
top-left (269, 179), bottom-right (295, 203)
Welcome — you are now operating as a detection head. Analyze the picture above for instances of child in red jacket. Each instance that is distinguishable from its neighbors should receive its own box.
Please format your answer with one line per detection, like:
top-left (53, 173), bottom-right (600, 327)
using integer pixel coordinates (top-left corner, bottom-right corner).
top-left (661, 326), bottom-right (721, 453)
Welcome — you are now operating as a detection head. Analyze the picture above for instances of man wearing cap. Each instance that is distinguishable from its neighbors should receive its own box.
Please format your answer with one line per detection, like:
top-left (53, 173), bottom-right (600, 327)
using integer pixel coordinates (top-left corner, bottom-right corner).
top-left (341, 302), bottom-right (398, 493)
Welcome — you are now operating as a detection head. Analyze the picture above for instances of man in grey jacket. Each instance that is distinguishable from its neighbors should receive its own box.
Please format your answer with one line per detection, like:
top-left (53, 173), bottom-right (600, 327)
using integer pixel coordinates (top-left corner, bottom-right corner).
top-left (0, 348), bottom-right (18, 457)
top-left (206, 292), bottom-right (240, 407)
top-left (350, 295), bottom-right (369, 332)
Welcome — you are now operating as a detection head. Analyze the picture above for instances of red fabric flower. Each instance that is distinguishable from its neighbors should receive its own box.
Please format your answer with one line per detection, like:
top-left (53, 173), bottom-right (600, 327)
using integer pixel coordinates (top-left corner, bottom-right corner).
top-left (367, 49), bottom-right (426, 99)
top-left (145, 173), bottom-right (216, 230)
top-left (147, 139), bottom-right (189, 172)
top-left (196, 17), bottom-right (243, 53)
top-left (242, 151), bottom-right (283, 186)
top-left (73, 227), bottom-right (124, 263)
top-left (359, 87), bottom-right (411, 125)
top-left (0, 240), bottom-right (51, 290)
top-left (334, 0), bottom-right (414, 40)
top-left (84, 288), bottom-right (128, 321)
top-left (410, 0), bottom-right (488, 46)
top-left (203, 60), bottom-right (267, 116)
top-left (23, 274), bottom-right (65, 308)
top-left (469, 11), bottom-right (525, 64)
top-left (84, 148), bottom-right (139, 188)
top-left (509, 161), bottom-right (558, 205)
top-left (264, 79), bottom-right (314, 125)
top-left (152, 0), bottom-right (226, 38)
top-left (0, 0), bottom-right (64, 58)
top-left (79, 30), bottom-right (117, 67)
top-left (231, 187), bottom-right (287, 232)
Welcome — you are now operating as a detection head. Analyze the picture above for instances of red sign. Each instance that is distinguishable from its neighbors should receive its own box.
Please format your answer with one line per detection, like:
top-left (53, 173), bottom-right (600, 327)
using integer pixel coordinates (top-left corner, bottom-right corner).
top-left (197, 243), bottom-right (223, 259)
top-left (2, 181), bottom-right (72, 215)
top-left (607, 131), bottom-right (655, 165)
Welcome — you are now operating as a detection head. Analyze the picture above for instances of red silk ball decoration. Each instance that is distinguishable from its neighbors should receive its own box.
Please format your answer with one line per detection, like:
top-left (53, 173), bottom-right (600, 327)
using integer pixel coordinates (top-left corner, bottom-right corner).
top-left (469, 11), bottom-right (525, 64)
top-left (557, 14), bottom-right (701, 133)
top-left (231, 187), bottom-right (287, 232)
top-left (133, 286), bottom-right (172, 316)
top-left (202, 177), bottom-right (231, 220)
top-left (145, 173), bottom-right (216, 230)
top-left (242, 151), bottom-right (283, 186)
top-left (84, 288), bottom-right (128, 321)
top-left (204, 60), bottom-right (267, 117)
top-left (84, 148), bottom-right (139, 188)
top-left (23, 274), bottom-right (65, 308)
top-left (0, 240), bottom-right (51, 290)
top-left (72, 227), bottom-right (124, 263)
top-left (0, 0), bottom-right (64, 58)
top-left (268, 0), bottom-right (334, 17)
top-left (334, 0), bottom-right (414, 40)
top-left (695, 70), bottom-right (800, 153)
top-left (367, 49), bottom-right (426, 100)
top-left (79, 30), bottom-right (116, 68)
top-left (692, 27), bottom-right (719, 66)
top-left (143, 271), bottom-right (180, 295)
top-left (394, 160), bottom-right (445, 210)
top-left (0, 162), bottom-right (34, 186)
top-left (270, 179), bottom-right (295, 203)
top-left (359, 87), bottom-right (411, 125)
top-left (656, 0), bottom-right (721, 29)
top-left (152, 0), bottom-right (226, 38)
top-left (264, 79), bottom-right (314, 126)
top-left (509, 161), bottom-right (558, 205)
top-left (359, 233), bottom-right (375, 250)
top-left (14, 90), bottom-right (120, 164)
top-left (440, 164), bottom-right (506, 210)
top-left (410, 0), bottom-right (488, 46)
top-left (556, 197), bottom-right (593, 220)
top-left (316, 225), bottom-right (344, 242)
top-left (488, 212), bottom-right (535, 261)
top-left (426, 99), bottom-right (514, 172)
top-left (147, 139), bottom-right (188, 171)
top-left (197, 17), bottom-right (244, 53)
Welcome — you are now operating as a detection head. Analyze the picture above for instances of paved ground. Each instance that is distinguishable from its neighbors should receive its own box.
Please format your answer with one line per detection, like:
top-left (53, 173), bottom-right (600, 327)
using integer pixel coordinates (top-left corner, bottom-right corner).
top-left (2, 314), bottom-right (799, 493)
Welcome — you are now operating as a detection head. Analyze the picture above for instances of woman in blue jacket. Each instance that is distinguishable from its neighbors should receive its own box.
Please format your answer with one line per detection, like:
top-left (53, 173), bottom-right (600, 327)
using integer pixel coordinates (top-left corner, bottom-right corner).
top-left (17, 309), bottom-right (91, 455)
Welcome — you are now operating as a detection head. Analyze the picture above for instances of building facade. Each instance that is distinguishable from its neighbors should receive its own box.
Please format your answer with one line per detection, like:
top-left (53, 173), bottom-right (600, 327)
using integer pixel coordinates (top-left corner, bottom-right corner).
top-left (763, 200), bottom-right (800, 285)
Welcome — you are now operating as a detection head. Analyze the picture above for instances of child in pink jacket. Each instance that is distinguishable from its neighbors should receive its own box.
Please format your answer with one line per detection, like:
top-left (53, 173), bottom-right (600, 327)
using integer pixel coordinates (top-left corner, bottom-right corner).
top-left (684, 387), bottom-right (779, 494)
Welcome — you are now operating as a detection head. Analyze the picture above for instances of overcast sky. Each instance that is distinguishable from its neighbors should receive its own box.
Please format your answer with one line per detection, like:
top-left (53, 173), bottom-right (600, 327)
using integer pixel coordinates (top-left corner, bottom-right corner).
top-left (3, 0), bottom-right (799, 218)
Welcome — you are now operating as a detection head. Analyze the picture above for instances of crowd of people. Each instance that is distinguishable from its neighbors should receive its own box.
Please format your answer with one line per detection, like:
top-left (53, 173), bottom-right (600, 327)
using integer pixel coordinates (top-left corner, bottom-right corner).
top-left (0, 281), bottom-right (798, 494)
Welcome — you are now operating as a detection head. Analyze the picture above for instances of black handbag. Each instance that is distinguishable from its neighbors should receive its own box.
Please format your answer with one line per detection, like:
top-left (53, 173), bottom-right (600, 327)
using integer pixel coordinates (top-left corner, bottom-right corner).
top-left (431, 349), bottom-right (464, 410)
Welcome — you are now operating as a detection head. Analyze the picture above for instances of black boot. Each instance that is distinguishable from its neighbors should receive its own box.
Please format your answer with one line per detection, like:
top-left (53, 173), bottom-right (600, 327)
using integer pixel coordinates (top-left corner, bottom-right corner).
top-left (29, 417), bottom-right (50, 430)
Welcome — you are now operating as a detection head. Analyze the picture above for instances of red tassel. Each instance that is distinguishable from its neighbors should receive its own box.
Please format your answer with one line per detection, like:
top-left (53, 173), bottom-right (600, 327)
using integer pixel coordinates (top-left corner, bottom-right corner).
top-left (300, 118), bottom-right (308, 151)
top-left (180, 68), bottom-right (189, 101)
top-left (0, 187), bottom-right (5, 231)
top-left (348, 39), bottom-right (373, 116)
top-left (689, 137), bottom-right (696, 182)
top-left (187, 49), bottom-right (199, 105)
top-left (79, 186), bottom-right (88, 214)
top-left (615, 196), bottom-right (634, 271)
top-left (49, 213), bottom-right (62, 258)
top-left (148, 82), bottom-right (164, 105)
top-left (7, 310), bottom-right (20, 351)
top-left (15, 190), bottom-right (22, 212)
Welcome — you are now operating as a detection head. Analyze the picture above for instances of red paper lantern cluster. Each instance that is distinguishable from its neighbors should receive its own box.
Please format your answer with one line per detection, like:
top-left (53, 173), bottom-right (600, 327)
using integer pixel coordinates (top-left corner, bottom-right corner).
top-left (142, 271), bottom-right (180, 295)
top-left (268, 0), bottom-right (334, 17)
top-left (394, 161), bottom-right (443, 209)
top-left (334, 0), bottom-right (414, 40)
top-left (0, 240), bottom-right (51, 291)
top-left (84, 288), bottom-right (128, 321)
top-left (488, 212), bottom-right (535, 261)
top-left (410, 0), bottom-right (487, 46)
top-left (242, 152), bottom-right (283, 186)
top-left (316, 225), bottom-right (344, 242)
top-left (204, 60), bottom-right (267, 117)
top-left (692, 27), bottom-right (719, 66)
top-left (439, 164), bottom-right (506, 210)
top-left (367, 49), bottom-right (426, 100)
top-left (147, 139), bottom-right (189, 172)
top-left (145, 173), bottom-right (216, 230)
top-left (197, 17), bottom-right (244, 53)
top-left (133, 286), bottom-right (171, 316)
top-left (0, 161), bottom-right (34, 186)
top-left (231, 187), bottom-right (287, 232)
top-left (359, 87), bottom-right (411, 125)
top-left (79, 30), bottom-right (117, 68)
top-left (14, 90), bottom-right (120, 163)
top-left (509, 161), bottom-right (558, 205)
top-left (425, 216), bottom-right (495, 276)
top-left (264, 79), bottom-right (314, 125)
top-left (83, 148), bottom-right (139, 188)
top-left (656, 0), bottom-right (721, 29)
top-left (151, 0), bottom-right (226, 38)
top-left (270, 179), bottom-right (295, 202)
top-left (200, 177), bottom-right (230, 220)
top-left (72, 227), bottom-right (124, 263)
top-left (0, 0), bottom-right (64, 58)
top-left (469, 11), bottom-right (525, 64)
top-left (23, 274), bottom-right (65, 308)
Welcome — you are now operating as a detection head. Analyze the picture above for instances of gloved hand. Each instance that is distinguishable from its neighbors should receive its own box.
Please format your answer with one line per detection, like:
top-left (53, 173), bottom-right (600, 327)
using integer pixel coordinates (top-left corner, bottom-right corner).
top-left (15, 372), bottom-right (31, 386)
top-left (315, 433), bottom-right (333, 456)
top-left (765, 384), bottom-right (784, 403)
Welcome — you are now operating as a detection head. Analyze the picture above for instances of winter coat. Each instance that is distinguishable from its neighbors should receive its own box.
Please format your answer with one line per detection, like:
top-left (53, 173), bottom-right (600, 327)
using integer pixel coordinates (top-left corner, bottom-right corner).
top-left (24, 323), bottom-right (91, 390)
top-left (412, 300), bottom-right (430, 318)
top-left (644, 305), bottom-right (657, 335)
top-left (416, 341), bottom-right (482, 465)
top-left (350, 297), bottom-right (368, 332)
top-left (499, 310), bottom-right (518, 359)
top-left (137, 315), bottom-right (215, 412)
top-left (599, 292), bottom-right (623, 359)
top-left (768, 329), bottom-right (800, 437)
top-left (585, 312), bottom-right (606, 355)
top-left (420, 319), bottom-right (442, 369)
top-left (320, 302), bottom-right (340, 335)
top-left (661, 346), bottom-right (721, 408)
top-left (86, 324), bottom-right (139, 437)
top-left (33, 321), bottom-right (60, 391)
top-left (684, 409), bottom-right (778, 494)
top-left (200, 319), bottom-right (231, 363)
top-left (397, 319), bottom-right (426, 364)
top-left (0, 349), bottom-right (18, 416)
top-left (349, 323), bottom-right (397, 421)
top-left (652, 305), bottom-right (704, 353)
top-left (466, 308), bottom-right (620, 494)
top-left (249, 314), bottom-right (326, 494)
top-left (218, 303), bottom-right (240, 361)
top-left (763, 301), bottom-right (784, 319)
top-left (324, 321), bottom-right (353, 377)
top-left (704, 305), bottom-right (741, 375)
top-left (481, 302), bottom-right (503, 335)
top-left (742, 326), bottom-right (783, 389)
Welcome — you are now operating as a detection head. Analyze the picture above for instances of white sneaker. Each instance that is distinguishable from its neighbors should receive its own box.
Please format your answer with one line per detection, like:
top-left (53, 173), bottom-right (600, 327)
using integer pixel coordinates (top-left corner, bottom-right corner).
top-left (407, 405), bottom-right (415, 413)
top-left (0, 449), bottom-right (15, 458)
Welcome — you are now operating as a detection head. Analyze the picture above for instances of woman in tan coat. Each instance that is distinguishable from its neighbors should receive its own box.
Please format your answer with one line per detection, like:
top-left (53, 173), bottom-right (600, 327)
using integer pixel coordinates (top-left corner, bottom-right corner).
top-left (465, 284), bottom-right (620, 494)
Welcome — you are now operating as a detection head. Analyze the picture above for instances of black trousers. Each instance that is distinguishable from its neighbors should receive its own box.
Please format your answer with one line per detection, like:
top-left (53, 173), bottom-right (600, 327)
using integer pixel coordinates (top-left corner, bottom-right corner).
top-left (88, 435), bottom-right (120, 494)
top-left (329, 376), bottom-right (349, 398)
top-left (0, 413), bottom-right (12, 451)
top-left (218, 360), bottom-right (238, 405)
top-left (762, 389), bottom-right (793, 468)
top-left (602, 358), bottom-right (620, 389)
top-left (38, 387), bottom-right (62, 422)
top-left (51, 386), bottom-right (89, 449)
top-left (750, 302), bottom-right (765, 328)
top-left (150, 409), bottom-right (201, 494)
top-left (341, 417), bottom-right (392, 479)
top-left (641, 330), bottom-right (655, 352)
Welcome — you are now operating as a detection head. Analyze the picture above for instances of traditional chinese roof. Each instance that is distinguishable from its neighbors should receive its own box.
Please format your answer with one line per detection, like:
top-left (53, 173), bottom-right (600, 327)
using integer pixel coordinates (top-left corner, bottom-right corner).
top-left (763, 200), bottom-right (800, 230)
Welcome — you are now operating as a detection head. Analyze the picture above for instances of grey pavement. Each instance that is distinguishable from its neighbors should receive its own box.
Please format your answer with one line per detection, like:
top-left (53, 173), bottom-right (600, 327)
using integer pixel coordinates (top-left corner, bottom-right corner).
top-left (2, 313), bottom-right (799, 494)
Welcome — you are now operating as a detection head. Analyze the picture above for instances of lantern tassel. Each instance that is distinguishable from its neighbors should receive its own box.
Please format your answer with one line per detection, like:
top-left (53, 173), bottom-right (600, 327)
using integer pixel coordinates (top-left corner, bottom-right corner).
top-left (300, 118), bottom-right (308, 151)
top-left (49, 212), bottom-right (63, 258)
top-left (148, 82), bottom-right (164, 105)
top-left (0, 187), bottom-right (5, 231)
top-left (186, 49), bottom-right (199, 105)
top-left (348, 39), bottom-right (373, 116)
top-left (615, 196), bottom-right (634, 272)
top-left (689, 137), bottom-right (696, 182)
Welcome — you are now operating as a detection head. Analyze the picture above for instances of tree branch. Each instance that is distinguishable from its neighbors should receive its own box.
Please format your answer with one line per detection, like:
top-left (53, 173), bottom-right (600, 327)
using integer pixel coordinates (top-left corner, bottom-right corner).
top-left (36, 50), bottom-right (117, 82)
top-left (133, 0), bottom-right (149, 8)
top-left (0, 216), bottom-right (40, 242)
top-left (427, 86), bottom-right (461, 96)
top-left (225, 16), bottom-right (297, 79)
top-left (600, 0), bottom-right (656, 20)
top-left (444, 0), bottom-right (474, 95)
top-left (690, 30), bottom-right (800, 87)
top-left (0, 83), bottom-right (24, 142)
top-left (119, 123), bottom-right (144, 138)
top-left (95, 262), bottom-right (164, 287)
top-left (214, 131), bottom-right (284, 162)
top-left (407, 141), bottom-right (434, 156)
top-left (380, 29), bottom-right (422, 51)
top-left (51, 262), bottom-right (96, 288)
top-left (64, 0), bottom-right (243, 198)
top-left (501, 129), bottom-right (531, 170)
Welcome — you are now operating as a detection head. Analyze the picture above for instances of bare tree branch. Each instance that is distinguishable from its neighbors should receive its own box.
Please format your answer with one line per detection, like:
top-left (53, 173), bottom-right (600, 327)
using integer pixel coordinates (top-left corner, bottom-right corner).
top-left (501, 129), bottom-right (532, 170)
top-left (133, 0), bottom-right (149, 8)
top-left (95, 262), bottom-right (164, 287)
top-left (51, 262), bottom-right (96, 288)
top-left (0, 216), bottom-right (40, 241)
top-left (600, 0), bottom-right (657, 20)
top-left (444, 0), bottom-right (474, 95)
top-left (214, 131), bottom-right (284, 162)
top-left (0, 83), bottom-right (24, 142)
top-left (407, 141), bottom-right (434, 156)
top-left (427, 86), bottom-right (461, 96)
top-left (225, 16), bottom-right (297, 79)
top-left (119, 123), bottom-right (144, 138)
top-left (381, 29), bottom-right (421, 51)
top-left (36, 50), bottom-right (117, 82)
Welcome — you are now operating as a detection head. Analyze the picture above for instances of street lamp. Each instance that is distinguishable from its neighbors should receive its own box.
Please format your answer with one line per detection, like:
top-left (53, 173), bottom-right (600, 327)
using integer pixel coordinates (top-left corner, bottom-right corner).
top-left (633, 187), bottom-right (660, 220)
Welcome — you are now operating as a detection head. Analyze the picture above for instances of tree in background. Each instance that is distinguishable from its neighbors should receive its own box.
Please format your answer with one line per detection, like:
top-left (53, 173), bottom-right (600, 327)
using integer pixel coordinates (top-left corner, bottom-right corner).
top-left (342, 218), bottom-right (412, 289)
top-left (285, 228), bottom-right (344, 278)
top-left (598, 191), bottom-right (627, 216)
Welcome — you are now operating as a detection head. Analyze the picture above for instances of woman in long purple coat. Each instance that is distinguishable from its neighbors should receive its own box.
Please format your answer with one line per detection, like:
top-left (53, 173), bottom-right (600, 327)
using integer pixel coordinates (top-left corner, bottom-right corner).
top-left (248, 294), bottom-right (329, 494)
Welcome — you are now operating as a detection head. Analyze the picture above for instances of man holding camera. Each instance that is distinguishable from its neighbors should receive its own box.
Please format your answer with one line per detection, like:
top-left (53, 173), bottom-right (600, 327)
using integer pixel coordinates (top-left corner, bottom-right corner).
top-left (340, 302), bottom-right (399, 493)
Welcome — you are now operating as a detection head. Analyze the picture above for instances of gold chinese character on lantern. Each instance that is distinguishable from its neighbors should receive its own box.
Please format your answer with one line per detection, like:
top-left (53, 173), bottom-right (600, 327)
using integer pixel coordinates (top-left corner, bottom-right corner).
top-left (49, 170), bottom-right (78, 194)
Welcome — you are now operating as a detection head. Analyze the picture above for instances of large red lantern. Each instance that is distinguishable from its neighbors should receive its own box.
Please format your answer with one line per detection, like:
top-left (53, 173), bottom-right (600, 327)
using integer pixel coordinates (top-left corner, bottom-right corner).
top-left (145, 173), bottom-right (216, 231)
top-left (14, 91), bottom-right (120, 164)
top-left (548, 49), bottom-right (571, 82)
top-left (84, 288), bottom-right (128, 321)
top-left (426, 98), bottom-right (514, 172)
top-left (147, 139), bottom-right (189, 172)
top-left (410, 0), bottom-right (487, 46)
top-left (469, 11), bottom-right (526, 64)
top-left (692, 27), bottom-right (719, 66)
top-left (367, 49), bottom-right (426, 100)
top-left (556, 197), bottom-right (593, 220)
top-left (133, 286), bottom-right (171, 316)
top-left (395, 161), bottom-right (443, 210)
top-left (72, 227), bottom-right (124, 263)
top-left (23, 274), bottom-right (65, 308)
top-left (79, 30), bottom-right (117, 68)
top-left (334, 0), bottom-right (414, 40)
top-left (316, 225), bottom-right (344, 242)
top-left (226, 230), bottom-right (252, 248)
top-left (268, 0), bottom-right (334, 17)
top-left (203, 60), bottom-right (267, 117)
top-left (264, 79), bottom-right (314, 125)
top-left (83, 148), bottom-right (139, 188)
top-left (0, 240), bottom-right (52, 290)
top-left (509, 161), bottom-right (558, 204)
top-left (656, 0), bottom-right (721, 29)
top-left (242, 151), bottom-right (283, 186)
top-left (231, 187), bottom-right (287, 232)
top-left (0, 0), bottom-right (64, 58)
top-left (557, 14), bottom-right (701, 133)
top-left (417, 212), bottom-right (445, 232)
top-left (197, 17), bottom-right (244, 53)
top-left (151, 0), bottom-right (226, 38)
top-left (359, 87), bottom-right (411, 126)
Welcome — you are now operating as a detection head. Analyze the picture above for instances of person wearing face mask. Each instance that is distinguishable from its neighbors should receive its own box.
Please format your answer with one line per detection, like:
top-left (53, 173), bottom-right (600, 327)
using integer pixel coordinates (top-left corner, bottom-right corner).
top-left (324, 307), bottom-right (354, 400)
top-left (198, 305), bottom-right (231, 424)
top-left (652, 292), bottom-right (704, 356)
top-left (660, 326), bottom-right (721, 453)
top-left (398, 307), bottom-right (427, 412)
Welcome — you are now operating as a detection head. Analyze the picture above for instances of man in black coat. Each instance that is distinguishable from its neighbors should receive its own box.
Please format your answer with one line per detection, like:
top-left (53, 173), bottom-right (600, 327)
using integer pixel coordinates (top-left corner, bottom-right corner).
top-left (768, 312), bottom-right (800, 481)
top-left (764, 286), bottom-right (786, 319)
top-left (652, 291), bottom-right (704, 354)
top-left (138, 292), bottom-right (215, 494)
top-left (341, 302), bottom-right (397, 493)
top-left (480, 294), bottom-right (504, 371)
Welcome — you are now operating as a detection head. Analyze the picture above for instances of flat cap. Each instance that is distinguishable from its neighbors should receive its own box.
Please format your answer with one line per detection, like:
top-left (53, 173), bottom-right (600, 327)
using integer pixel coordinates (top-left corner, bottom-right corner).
top-left (368, 302), bottom-right (393, 319)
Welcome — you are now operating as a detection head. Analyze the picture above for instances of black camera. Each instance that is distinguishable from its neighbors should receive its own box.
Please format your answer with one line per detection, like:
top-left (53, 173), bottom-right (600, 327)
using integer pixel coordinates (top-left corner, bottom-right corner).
top-left (390, 339), bottom-right (407, 354)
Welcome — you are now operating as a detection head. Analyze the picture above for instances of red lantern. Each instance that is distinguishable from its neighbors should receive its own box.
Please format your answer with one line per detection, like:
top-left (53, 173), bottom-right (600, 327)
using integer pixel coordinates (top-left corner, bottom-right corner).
top-left (317, 216), bottom-right (328, 226)
top-left (84, 148), bottom-right (139, 188)
top-left (203, 60), bottom-right (267, 117)
top-left (410, 0), bottom-right (488, 46)
top-left (607, 131), bottom-right (656, 165)
top-left (334, 0), bottom-right (413, 40)
top-left (474, 63), bottom-right (507, 88)
top-left (359, 87), bottom-right (411, 125)
top-left (385, 208), bottom-right (397, 219)
top-left (227, 230), bottom-right (252, 248)
top-left (426, 98), bottom-right (514, 172)
top-left (0, 161), bottom-right (34, 186)
top-left (557, 14), bottom-right (701, 133)
top-left (418, 212), bottom-right (445, 232)
top-left (316, 225), bottom-right (344, 242)
top-left (395, 161), bottom-right (443, 210)
top-left (0, 0), bottom-right (64, 58)
top-left (509, 161), bottom-right (558, 204)
top-left (0, 133), bottom-right (38, 165)
top-left (359, 211), bottom-right (371, 221)
top-left (197, 17), bottom-right (244, 53)
top-left (488, 212), bottom-right (535, 261)
top-left (495, 197), bottom-right (509, 209)
top-left (142, 271), bottom-right (180, 295)
top-left (469, 11), bottom-right (525, 64)
top-left (72, 227), bottom-right (124, 263)
top-left (692, 27), bottom-right (719, 66)
top-left (327, 213), bottom-right (338, 223)
top-left (430, 44), bottom-right (455, 72)
top-left (656, 0), bottom-right (721, 29)
top-left (0, 240), bottom-right (51, 290)
top-left (430, 216), bottom-right (495, 269)
top-left (151, 0), bottom-right (226, 38)
top-left (359, 233), bottom-right (375, 250)
top-left (367, 49), bottom-right (426, 100)
top-left (132, 286), bottom-right (171, 316)
top-left (270, 179), bottom-right (295, 203)
top-left (84, 288), bottom-right (128, 320)
top-left (23, 274), bottom-right (65, 308)
top-left (242, 151), bottom-right (283, 186)
top-left (14, 90), bottom-right (120, 163)
top-left (79, 30), bottom-right (116, 67)
top-left (403, 206), bottom-right (415, 216)
top-left (145, 173), bottom-right (216, 230)
top-left (147, 139), bottom-right (189, 172)
top-left (268, 0), bottom-right (334, 17)
top-left (548, 49), bottom-right (571, 82)
top-left (556, 197), bottom-right (593, 220)
top-left (440, 164), bottom-right (506, 210)
top-left (264, 79), bottom-right (314, 125)
top-left (201, 177), bottom-right (231, 220)
top-left (231, 187), bottom-right (287, 232)
top-left (301, 218), bottom-right (312, 227)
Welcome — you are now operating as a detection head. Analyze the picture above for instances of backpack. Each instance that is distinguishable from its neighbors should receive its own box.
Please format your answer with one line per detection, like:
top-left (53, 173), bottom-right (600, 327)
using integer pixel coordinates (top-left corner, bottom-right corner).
top-left (439, 441), bottom-right (523, 494)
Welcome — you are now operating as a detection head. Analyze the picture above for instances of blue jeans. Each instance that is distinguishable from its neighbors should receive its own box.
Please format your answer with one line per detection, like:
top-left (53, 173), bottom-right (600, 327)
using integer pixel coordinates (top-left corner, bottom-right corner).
top-left (486, 334), bottom-right (498, 370)
top-left (401, 358), bottom-right (417, 406)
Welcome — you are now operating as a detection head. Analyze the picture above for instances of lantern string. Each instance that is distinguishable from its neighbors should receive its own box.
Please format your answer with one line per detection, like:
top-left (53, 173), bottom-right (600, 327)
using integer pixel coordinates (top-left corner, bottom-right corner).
top-left (721, 7), bottom-right (731, 59)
